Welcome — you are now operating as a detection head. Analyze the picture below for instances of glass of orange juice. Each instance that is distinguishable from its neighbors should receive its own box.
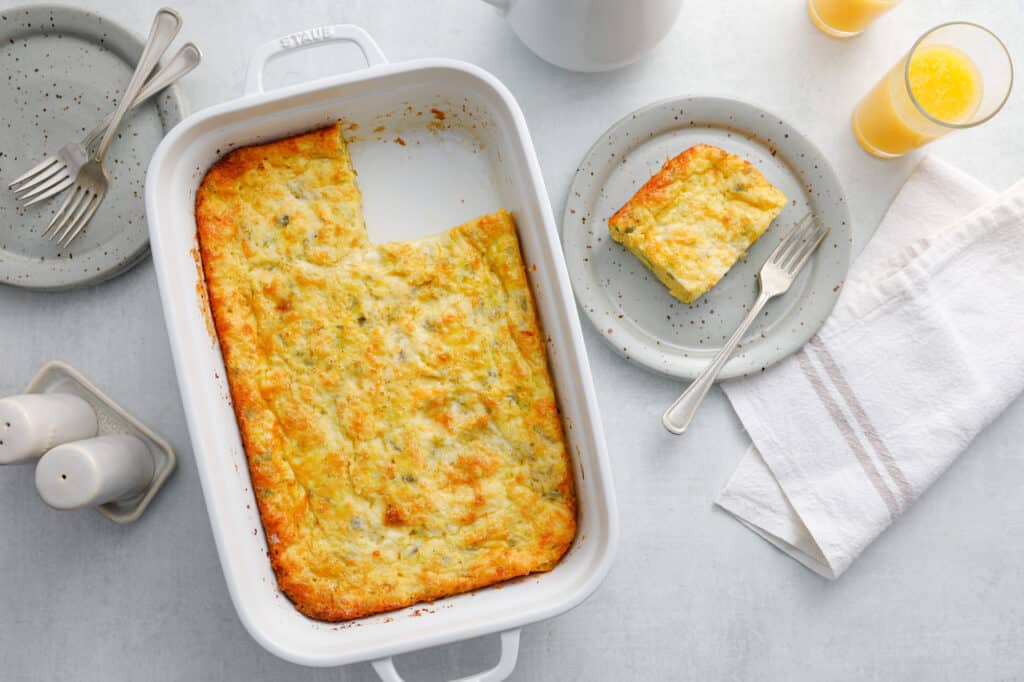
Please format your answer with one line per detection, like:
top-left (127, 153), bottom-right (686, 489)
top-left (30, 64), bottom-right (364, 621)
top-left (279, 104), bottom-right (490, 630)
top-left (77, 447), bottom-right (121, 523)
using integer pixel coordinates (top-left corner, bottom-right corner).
top-left (853, 22), bottom-right (1013, 159)
top-left (808, 0), bottom-right (901, 38)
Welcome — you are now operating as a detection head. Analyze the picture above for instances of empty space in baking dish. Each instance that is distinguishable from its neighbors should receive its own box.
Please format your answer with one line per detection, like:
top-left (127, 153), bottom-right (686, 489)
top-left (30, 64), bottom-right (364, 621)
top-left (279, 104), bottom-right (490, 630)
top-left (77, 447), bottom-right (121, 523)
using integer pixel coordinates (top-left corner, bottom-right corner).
top-left (346, 100), bottom-right (505, 244)
top-left (148, 60), bottom-right (616, 667)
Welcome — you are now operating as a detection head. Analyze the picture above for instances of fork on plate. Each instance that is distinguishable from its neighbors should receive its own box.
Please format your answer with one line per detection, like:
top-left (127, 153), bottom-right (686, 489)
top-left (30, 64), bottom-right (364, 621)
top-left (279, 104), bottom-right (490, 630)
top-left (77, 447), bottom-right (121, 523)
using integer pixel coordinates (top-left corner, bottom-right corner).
top-left (662, 212), bottom-right (830, 435)
top-left (8, 8), bottom-right (182, 247)
top-left (8, 41), bottom-right (201, 208)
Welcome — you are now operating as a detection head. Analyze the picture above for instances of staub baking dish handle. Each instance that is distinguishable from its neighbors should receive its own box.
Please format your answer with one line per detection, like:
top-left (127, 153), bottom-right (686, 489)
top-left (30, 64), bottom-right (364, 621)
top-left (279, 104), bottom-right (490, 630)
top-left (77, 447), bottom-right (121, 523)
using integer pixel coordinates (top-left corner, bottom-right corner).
top-left (372, 629), bottom-right (521, 682)
top-left (243, 23), bottom-right (387, 95)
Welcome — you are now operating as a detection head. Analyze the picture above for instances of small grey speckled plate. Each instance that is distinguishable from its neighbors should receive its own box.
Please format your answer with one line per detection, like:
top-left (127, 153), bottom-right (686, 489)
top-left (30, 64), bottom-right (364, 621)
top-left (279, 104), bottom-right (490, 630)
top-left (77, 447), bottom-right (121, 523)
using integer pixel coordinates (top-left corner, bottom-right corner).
top-left (563, 97), bottom-right (852, 380)
top-left (0, 5), bottom-right (186, 290)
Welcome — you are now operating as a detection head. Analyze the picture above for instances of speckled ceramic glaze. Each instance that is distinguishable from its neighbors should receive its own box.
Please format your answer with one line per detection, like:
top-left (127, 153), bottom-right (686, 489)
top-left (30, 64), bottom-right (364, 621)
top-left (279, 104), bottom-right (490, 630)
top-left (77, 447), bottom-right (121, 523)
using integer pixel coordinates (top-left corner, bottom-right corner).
top-left (562, 97), bottom-right (852, 380)
top-left (0, 5), bottom-right (185, 290)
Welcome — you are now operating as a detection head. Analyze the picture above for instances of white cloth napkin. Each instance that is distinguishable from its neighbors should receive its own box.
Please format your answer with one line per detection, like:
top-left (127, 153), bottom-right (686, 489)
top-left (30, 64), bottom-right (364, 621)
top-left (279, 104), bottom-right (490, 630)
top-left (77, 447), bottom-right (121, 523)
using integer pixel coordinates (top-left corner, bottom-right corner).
top-left (716, 156), bottom-right (1024, 578)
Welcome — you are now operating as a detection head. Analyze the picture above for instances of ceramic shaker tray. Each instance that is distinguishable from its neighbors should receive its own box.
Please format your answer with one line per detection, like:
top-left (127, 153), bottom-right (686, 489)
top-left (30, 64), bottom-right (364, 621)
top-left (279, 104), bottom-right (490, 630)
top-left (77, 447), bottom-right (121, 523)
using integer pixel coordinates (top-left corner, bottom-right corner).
top-left (23, 360), bottom-right (176, 523)
top-left (0, 5), bottom-right (185, 290)
top-left (562, 96), bottom-right (852, 380)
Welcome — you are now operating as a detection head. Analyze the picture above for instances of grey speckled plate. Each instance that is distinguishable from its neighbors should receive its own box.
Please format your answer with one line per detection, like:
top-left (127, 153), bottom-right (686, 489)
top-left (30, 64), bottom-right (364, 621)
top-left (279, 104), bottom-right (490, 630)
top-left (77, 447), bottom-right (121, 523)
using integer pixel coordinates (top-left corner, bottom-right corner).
top-left (563, 97), bottom-right (852, 380)
top-left (0, 4), bottom-right (185, 290)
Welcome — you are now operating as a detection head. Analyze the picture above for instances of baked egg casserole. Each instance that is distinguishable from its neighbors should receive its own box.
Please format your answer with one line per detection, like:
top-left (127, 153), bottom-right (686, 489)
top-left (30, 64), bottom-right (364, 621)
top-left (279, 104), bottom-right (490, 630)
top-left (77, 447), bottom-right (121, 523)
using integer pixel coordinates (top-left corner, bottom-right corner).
top-left (608, 144), bottom-right (787, 304)
top-left (195, 124), bottom-right (576, 622)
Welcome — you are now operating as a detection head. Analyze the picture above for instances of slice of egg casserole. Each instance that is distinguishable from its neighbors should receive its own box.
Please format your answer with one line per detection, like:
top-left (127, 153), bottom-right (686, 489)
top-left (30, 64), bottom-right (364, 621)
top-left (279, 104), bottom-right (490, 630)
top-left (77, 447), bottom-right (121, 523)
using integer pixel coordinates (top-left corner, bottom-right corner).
top-left (608, 144), bottom-right (788, 304)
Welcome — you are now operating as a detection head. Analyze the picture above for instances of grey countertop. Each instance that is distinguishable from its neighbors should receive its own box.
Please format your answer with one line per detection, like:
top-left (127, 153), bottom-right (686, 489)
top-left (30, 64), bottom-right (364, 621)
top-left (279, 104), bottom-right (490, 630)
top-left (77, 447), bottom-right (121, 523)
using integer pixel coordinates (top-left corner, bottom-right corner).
top-left (2, 1), bottom-right (1023, 680)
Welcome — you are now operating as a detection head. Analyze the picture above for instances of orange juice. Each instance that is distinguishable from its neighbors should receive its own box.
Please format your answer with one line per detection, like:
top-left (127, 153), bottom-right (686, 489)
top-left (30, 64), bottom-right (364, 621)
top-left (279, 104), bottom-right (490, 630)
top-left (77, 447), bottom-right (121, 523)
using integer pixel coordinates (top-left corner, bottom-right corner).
top-left (853, 44), bottom-right (984, 158)
top-left (808, 0), bottom-right (901, 37)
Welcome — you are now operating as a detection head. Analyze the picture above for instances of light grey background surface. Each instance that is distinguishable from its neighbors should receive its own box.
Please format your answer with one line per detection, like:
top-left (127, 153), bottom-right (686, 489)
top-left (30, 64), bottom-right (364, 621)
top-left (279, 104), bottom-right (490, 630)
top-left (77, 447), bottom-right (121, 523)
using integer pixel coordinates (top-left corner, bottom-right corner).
top-left (1, 1), bottom-right (1023, 680)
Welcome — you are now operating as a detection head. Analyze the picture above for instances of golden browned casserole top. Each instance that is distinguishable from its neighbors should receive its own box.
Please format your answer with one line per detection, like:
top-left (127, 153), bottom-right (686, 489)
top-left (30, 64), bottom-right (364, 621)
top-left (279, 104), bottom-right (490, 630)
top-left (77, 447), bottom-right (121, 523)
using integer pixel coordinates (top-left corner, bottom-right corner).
top-left (195, 123), bottom-right (576, 621)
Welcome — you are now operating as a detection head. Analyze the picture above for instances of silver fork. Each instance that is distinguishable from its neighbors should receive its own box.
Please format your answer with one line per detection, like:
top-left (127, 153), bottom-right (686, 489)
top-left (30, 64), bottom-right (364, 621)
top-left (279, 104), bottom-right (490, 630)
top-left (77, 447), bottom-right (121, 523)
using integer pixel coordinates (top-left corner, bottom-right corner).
top-left (9, 41), bottom-right (201, 207)
top-left (42, 8), bottom-right (182, 247)
top-left (662, 212), bottom-right (830, 435)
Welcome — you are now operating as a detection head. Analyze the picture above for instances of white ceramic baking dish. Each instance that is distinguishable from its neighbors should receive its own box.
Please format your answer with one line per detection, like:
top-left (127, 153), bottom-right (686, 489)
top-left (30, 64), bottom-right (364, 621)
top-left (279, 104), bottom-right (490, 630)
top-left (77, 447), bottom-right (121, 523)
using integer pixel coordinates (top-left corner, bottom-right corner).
top-left (145, 24), bottom-right (618, 680)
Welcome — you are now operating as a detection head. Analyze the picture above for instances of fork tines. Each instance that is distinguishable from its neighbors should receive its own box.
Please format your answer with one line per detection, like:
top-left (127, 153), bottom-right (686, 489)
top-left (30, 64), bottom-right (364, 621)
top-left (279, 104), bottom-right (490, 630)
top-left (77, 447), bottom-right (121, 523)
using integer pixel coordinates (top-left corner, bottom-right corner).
top-left (772, 212), bottom-right (830, 274)
top-left (8, 157), bottom-right (74, 207)
top-left (43, 185), bottom-right (102, 246)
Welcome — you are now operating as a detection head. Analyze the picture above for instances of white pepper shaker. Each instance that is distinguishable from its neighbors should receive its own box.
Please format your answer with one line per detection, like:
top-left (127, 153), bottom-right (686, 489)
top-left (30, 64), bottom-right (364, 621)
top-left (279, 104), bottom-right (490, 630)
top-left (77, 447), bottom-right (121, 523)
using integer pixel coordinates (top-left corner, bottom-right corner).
top-left (0, 394), bottom-right (98, 464)
top-left (35, 435), bottom-right (155, 510)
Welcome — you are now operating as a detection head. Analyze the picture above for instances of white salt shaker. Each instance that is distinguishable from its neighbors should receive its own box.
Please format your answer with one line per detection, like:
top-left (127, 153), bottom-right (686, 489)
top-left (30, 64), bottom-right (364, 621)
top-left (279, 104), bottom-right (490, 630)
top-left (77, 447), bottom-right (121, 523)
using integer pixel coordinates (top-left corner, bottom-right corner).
top-left (35, 435), bottom-right (155, 510)
top-left (0, 393), bottom-right (98, 464)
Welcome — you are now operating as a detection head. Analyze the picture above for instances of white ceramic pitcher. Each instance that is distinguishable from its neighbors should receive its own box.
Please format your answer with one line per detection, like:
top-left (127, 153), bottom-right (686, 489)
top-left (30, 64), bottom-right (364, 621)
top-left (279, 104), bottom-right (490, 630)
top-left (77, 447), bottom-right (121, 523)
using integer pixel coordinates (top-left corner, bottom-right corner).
top-left (480, 0), bottom-right (683, 72)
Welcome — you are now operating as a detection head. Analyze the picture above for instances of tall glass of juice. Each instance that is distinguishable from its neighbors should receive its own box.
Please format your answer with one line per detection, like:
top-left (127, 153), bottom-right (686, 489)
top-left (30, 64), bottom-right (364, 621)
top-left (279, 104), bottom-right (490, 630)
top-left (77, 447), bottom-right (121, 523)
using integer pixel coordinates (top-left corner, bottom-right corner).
top-left (808, 0), bottom-right (901, 38)
top-left (852, 22), bottom-right (1013, 159)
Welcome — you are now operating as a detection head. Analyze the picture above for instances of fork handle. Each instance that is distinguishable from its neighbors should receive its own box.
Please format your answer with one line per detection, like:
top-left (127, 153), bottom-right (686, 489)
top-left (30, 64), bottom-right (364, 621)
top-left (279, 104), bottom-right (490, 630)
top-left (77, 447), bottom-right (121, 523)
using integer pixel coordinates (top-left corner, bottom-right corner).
top-left (663, 290), bottom-right (773, 435)
top-left (94, 8), bottom-right (182, 161)
top-left (84, 43), bottom-right (201, 148)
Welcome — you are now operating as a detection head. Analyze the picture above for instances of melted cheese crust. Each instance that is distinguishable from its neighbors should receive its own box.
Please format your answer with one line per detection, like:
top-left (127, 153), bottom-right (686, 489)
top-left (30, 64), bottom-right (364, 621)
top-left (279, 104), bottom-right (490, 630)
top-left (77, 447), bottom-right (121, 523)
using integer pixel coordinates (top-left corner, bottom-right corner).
top-left (608, 144), bottom-right (787, 304)
top-left (196, 124), bottom-right (576, 622)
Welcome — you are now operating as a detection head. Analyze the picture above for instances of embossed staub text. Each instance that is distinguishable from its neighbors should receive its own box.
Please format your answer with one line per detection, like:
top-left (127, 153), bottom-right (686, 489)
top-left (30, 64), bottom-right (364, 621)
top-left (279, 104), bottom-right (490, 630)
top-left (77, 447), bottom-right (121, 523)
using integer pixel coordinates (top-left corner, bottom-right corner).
top-left (280, 26), bottom-right (336, 48)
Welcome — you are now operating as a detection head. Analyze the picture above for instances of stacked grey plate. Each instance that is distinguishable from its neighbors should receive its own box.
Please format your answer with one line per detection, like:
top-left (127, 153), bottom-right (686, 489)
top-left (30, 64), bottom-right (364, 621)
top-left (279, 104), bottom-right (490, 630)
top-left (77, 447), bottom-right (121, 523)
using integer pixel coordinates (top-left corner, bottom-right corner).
top-left (0, 5), bottom-right (186, 290)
